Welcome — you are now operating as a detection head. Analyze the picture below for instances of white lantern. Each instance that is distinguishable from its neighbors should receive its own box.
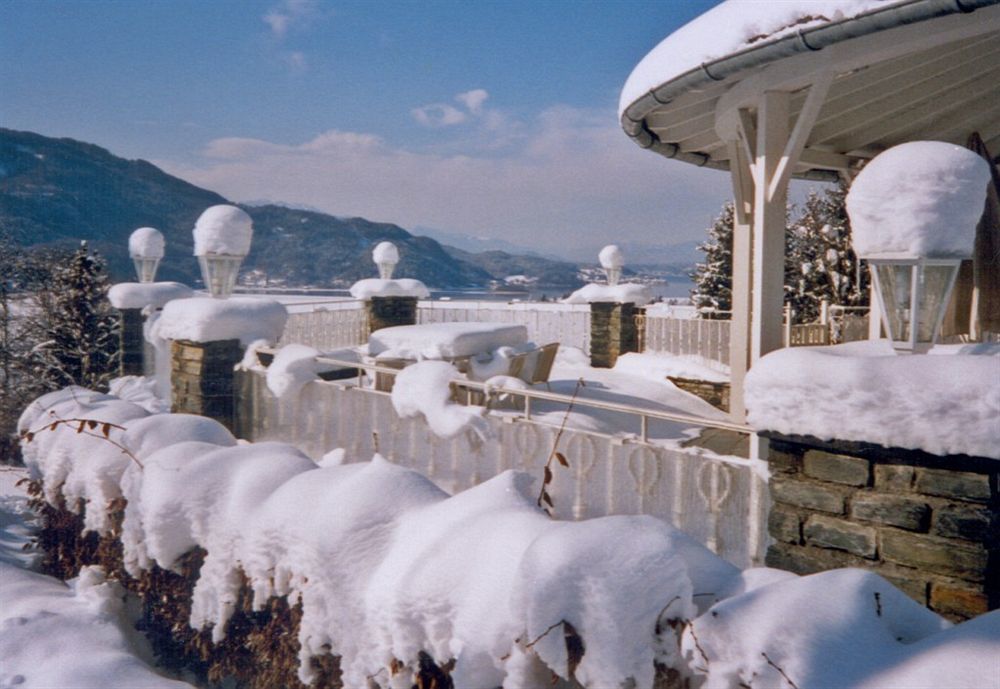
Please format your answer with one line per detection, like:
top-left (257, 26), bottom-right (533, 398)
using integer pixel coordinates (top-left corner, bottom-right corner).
top-left (845, 141), bottom-right (990, 353)
top-left (598, 244), bottom-right (624, 286)
top-left (193, 205), bottom-right (254, 299)
top-left (128, 227), bottom-right (165, 283)
top-left (372, 241), bottom-right (400, 280)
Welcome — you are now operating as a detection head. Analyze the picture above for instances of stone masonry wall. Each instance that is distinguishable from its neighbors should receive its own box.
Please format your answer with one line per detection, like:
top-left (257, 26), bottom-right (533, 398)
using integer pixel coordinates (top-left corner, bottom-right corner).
top-left (118, 308), bottom-right (145, 377)
top-left (367, 296), bottom-right (417, 333)
top-left (765, 434), bottom-right (998, 621)
top-left (589, 302), bottom-right (638, 368)
top-left (171, 339), bottom-right (243, 432)
top-left (666, 377), bottom-right (730, 413)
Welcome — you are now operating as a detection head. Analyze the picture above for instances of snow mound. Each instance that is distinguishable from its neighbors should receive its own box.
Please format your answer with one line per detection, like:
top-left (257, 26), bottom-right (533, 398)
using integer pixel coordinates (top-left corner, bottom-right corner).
top-left (108, 375), bottom-right (171, 413)
top-left (598, 244), bottom-right (624, 269)
top-left (349, 277), bottom-right (430, 299)
top-left (193, 204), bottom-right (253, 256)
top-left (369, 322), bottom-right (528, 360)
top-left (846, 141), bottom-right (991, 258)
top-left (266, 343), bottom-right (321, 398)
top-left (108, 282), bottom-right (193, 310)
top-left (682, 568), bottom-right (951, 689)
top-left (563, 282), bottom-right (653, 305)
top-left (149, 296), bottom-right (287, 345)
top-left (745, 342), bottom-right (1000, 458)
top-left (128, 226), bottom-right (165, 258)
top-left (391, 360), bottom-right (489, 440)
top-left (372, 241), bottom-right (399, 264)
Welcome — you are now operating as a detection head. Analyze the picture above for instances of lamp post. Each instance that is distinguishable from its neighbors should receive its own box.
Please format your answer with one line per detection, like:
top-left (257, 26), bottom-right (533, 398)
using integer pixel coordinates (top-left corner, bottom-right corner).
top-left (373, 241), bottom-right (399, 279)
top-left (129, 227), bottom-right (164, 283)
top-left (846, 141), bottom-right (990, 353)
top-left (193, 205), bottom-right (254, 299)
top-left (599, 244), bottom-right (623, 286)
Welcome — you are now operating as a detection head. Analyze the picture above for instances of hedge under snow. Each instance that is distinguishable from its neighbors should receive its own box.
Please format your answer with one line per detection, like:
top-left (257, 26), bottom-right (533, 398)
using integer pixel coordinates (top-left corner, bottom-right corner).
top-left (17, 383), bottom-right (1000, 689)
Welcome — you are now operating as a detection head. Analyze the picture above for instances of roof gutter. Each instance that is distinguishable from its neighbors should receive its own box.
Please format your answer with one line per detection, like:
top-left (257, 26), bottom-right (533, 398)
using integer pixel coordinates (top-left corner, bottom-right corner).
top-left (621, 0), bottom-right (1000, 178)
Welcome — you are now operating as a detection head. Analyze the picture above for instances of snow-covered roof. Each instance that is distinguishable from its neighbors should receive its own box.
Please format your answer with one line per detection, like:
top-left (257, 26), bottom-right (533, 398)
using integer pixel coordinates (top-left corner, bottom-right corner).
top-left (349, 278), bottom-right (429, 300)
top-left (563, 283), bottom-right (653, 306)
top-left (619, 0), bottom-right (1000, 178)
top-left (108, 281), bottom-right (193, 310)
top-left (148, 297), bottom-right (288, 346)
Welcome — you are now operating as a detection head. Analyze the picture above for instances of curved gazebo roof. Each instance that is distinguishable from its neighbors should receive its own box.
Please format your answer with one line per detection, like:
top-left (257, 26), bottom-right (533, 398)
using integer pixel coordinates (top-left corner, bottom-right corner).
top-left (620, 0), bottom-right (1000, 181)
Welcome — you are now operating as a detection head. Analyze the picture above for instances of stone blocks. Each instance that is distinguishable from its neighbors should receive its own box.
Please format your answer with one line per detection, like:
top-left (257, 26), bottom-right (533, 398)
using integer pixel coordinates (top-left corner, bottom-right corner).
top-left (171, 339), bottom-right (242, 432)
top-left (366, 296), bottom-right (417, 333)
top-left (765, 435), bottom-right (999, 621)
top-left (117, 308), bottom-right (145, 376)
top-left (589, 302), bottom-right (638, 368)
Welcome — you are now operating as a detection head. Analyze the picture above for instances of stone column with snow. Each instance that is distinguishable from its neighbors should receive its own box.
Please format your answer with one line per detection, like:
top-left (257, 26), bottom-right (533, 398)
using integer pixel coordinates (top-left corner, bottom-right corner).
top-left (349, 241), bottom-right (429, 333)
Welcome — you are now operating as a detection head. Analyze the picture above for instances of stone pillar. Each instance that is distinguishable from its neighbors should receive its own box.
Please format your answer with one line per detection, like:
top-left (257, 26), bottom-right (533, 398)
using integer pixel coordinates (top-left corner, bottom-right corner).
top-left (366, 296), bottom-right (418, 333)
top-left (170, 339), bottom-right (243, 432)
top-left (765, 434), bottom-right (998, 621)
top-left (117, 308), bottom-right (145, 376)
top-left (589, 302), bottom-right (637, 368)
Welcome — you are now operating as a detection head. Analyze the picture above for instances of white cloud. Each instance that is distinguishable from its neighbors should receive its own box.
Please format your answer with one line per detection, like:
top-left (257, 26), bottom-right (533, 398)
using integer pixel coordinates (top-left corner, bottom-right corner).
top-left (263, 0), bottom-right (318, 39)
top-left (158, 106), bottom-right (732, 254)
top-left (282, 51), bottom-right (307, 71)
top-left (411, 103), bottom-right (468, 128)
top-left (455, 89), bottom-right (489, 115)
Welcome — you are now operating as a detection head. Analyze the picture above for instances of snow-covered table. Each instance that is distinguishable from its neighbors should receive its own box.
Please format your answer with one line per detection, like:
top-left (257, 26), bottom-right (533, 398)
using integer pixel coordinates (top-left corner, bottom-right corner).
top-left (368, 322), bottom-right (528, 360)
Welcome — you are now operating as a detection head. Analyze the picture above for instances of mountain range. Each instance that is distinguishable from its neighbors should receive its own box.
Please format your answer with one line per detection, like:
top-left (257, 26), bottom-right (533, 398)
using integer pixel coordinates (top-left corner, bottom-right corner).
top-left (0, 128), bottom-right (586, 289)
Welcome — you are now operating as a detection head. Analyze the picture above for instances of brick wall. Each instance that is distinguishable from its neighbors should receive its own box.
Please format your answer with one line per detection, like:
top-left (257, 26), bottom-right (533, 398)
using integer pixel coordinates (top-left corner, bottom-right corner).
top-left (589, 302), bottom-right (638, 368)
top-left (170, 339), bottom-right (242, 432)
top-left (367, 296), bottom-right (417, 333)
top-left (765, 434), bottom-right (998, 621)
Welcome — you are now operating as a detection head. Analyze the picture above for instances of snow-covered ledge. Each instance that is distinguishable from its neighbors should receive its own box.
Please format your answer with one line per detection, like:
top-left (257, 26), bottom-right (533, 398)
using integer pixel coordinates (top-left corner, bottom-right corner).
top-left (108, 282), bottom-right (194, 376)
top-left (745, 341), bottom-right (999, 620)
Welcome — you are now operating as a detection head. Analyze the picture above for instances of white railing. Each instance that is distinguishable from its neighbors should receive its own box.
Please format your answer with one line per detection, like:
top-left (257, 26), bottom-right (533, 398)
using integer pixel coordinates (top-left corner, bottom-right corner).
top-left (417, 300), bottom-right (591, 351)
top-left (234, 362), bottom-right (764, 567)
top-left (278, 301), bottom-right (368, 349)
top-left (641, 314), bottom-right (731, 366)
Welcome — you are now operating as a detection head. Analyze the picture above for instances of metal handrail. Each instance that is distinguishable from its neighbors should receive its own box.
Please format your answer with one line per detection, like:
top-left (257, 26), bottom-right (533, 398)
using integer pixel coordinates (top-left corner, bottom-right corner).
top-left (255, 347), bottom-right (752, 441)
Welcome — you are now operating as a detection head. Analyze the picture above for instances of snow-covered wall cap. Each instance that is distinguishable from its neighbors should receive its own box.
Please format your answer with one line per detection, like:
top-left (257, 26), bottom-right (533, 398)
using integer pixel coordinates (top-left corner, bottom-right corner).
top-left (598, 244), bottom-right (624, 269)
top-left (562, 283), bottom-right (653, 306)
top-left (128, 227), bottom-right (165, 258)
top-left (193, 205), bottom-right (253, 257)
top-left (372, 241), bottom-right (399, 265)
top-left (846, 142), bottom-right (990, 259)
top-left (149, 297), bottom-right (287, 346)
top-left (349, 278), bottom-right (430, 300)
top-left (108, 282), bottom-right (193, 310)
top-left (745, 341), bottom-right (1000, 459)
top-left (619, 0), bottom-right (891, 119)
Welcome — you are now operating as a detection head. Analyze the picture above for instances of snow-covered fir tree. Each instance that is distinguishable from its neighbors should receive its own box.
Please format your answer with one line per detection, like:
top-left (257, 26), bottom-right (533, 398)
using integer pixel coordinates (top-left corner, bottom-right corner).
top-left (690, 202), bottom-right (734, 317)
top-left (786, 184), bottom-right (869, 323)
top-left (31, 242), bottom-right (119, 391)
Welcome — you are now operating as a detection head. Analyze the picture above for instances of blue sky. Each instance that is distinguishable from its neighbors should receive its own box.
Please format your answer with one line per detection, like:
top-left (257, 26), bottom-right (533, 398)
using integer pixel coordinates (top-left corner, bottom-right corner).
top-left (2, 0), bottom-right (751, 259)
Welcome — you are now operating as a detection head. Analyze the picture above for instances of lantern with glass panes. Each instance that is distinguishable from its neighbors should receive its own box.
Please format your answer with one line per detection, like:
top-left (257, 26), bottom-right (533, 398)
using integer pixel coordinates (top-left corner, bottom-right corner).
top-left (129, 227), bottom-right (165, 283)
top-left (193, 205), bottom-right (254, 299)
top-left (846, 141), bottom-right (990, 353)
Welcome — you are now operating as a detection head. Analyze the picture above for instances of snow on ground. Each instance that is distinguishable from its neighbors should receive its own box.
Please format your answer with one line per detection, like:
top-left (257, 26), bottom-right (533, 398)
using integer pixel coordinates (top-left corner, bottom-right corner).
top-left (562, 282), bottom-right (653, 306)
top-left (0, 466), bottom-right (195, 689)
top-left (745, 340), bottom-right (1000, 458)
top-left (846, 141), bottom-right (991, 258)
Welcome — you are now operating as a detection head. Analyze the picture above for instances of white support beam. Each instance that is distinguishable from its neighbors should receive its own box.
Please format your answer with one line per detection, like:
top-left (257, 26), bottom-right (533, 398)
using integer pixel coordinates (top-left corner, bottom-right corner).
top-left (752, 90), bottom-right (790, 363)
top-left (727, 138), bottom-right (754, 422)
top-left (768, 73), bottom-right (832, 200)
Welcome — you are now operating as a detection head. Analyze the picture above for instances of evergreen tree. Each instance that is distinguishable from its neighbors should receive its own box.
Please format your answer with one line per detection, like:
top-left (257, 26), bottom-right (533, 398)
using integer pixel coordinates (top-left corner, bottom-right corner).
top-left (786, 184), bottom-right (869, 323)
top-left (690, 202), bottom-right (735, 317)
top-left (31, 242), bottom-right (120, 391)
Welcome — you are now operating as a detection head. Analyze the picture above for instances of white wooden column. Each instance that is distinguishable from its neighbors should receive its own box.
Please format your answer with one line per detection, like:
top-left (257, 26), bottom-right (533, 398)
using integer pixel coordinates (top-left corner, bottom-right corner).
top-left (752, 90), bottom-right (791, 362)
top-left (727, 139), bottom-right (754, 422)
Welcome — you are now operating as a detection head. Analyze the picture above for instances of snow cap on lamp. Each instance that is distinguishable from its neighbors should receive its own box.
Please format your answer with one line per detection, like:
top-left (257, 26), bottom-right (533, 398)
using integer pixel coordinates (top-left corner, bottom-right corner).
top-left (846, 141), bottom-right (990, 260)
top-left (599, 244), bottom-right (624, 286)
top-left (193, 204), bottom-right (253, 298)
top-left (128, 226), bottom-right (165, 283)
top-left (372, 241), bottom-right (400, 279)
